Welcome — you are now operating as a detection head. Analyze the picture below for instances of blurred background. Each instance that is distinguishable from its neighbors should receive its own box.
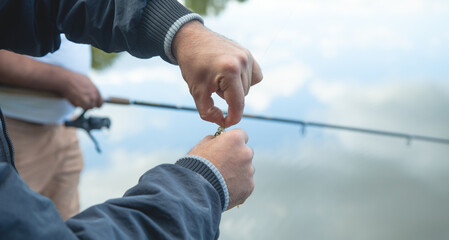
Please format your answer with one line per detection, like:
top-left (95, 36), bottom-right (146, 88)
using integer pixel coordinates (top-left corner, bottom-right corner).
top-left (81, 0), bottom-right (449, 239)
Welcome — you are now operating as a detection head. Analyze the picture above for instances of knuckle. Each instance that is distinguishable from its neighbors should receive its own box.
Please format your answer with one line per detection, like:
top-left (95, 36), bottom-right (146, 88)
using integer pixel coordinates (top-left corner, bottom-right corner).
top-left (242, 130), bottom-right (249, 140)
top-left (248, 179), bottom-right (255, 194)
top-left (199, 112), bottom-right (210, 121)
top-left (243, 146), bottom-right (253, 160)
top-left (189, 85), bottom-right (202, 98)
top-left (220, 57), bottom-right (241, 75)
top-left (228, 128), bottom-right (245, 140)
top-left (236, 52), bottom-right (249, 66)
top-left (252, 74), bottom-right (262, 85)
top-left (227, 117), bottom-right (240, 127)
top-left (226, 131), bottom-right (241, 143)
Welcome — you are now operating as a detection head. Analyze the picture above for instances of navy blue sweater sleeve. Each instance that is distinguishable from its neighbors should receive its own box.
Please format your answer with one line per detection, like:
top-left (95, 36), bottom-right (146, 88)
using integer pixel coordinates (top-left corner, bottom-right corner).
top-left (0, 0), bottom-right (202, 62)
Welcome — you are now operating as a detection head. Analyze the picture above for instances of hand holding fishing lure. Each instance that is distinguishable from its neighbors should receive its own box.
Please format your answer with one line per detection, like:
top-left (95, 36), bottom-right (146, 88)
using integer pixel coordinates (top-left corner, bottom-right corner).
top-left (172, 21), bottom-right (263, 128)
top-left (189, 128), bottom-right (255, 210)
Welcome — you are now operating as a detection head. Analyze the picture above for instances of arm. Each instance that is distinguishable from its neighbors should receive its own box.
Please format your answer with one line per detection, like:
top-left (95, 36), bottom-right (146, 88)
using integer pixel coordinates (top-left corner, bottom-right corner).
top-left (0, 161), bottom-right (222, 239)
top-left (0, 0), bottom-right (263, 126)
top-left (0, 50), bottom-right (102, 109)
top-left (0, 0), bottom-right (258, 238)
top-left (0, 128), bottom-right (254, 239)
top-left (0, 0), bottom-right (200, 62)
top-left (68, 129), bottom-right (253, 239)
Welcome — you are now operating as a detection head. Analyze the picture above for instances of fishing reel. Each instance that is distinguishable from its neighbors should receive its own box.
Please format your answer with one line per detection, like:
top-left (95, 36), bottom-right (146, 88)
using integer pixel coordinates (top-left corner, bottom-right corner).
top-left (65, 110), bottom-right (111, 153)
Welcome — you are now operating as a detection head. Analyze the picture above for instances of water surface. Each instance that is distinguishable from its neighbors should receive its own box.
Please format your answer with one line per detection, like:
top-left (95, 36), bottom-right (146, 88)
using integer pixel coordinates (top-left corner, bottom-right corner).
top-left (81, 1), bottom-right (449, 239)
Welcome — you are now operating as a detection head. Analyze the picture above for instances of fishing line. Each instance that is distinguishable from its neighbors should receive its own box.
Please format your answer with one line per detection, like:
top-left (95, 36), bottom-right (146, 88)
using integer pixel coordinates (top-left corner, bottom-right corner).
top-left (259, 6), bottom-right (294, 63)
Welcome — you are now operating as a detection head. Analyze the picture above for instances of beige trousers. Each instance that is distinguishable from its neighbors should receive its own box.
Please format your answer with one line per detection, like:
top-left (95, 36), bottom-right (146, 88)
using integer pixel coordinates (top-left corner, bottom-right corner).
top-left (5, 117), bottom-right (84, 220)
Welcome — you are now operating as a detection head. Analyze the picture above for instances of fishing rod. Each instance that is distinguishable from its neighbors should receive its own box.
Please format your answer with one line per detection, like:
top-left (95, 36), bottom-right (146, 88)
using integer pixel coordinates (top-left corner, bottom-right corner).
top-left (104, 96), bottom-right (449, 146)
top-left (1, 86), bottom-right (448, 148)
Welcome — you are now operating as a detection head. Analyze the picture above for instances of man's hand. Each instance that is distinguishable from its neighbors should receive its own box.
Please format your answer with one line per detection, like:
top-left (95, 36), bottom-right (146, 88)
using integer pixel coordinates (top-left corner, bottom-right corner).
top-left (59, 72), bottom-right (103, 110)
top-left (0, 50), bottom-right (102, 110)
top-left (188, 129), bottom-right (255, 210)
top-left (173, 21), bottom-right (263, 127)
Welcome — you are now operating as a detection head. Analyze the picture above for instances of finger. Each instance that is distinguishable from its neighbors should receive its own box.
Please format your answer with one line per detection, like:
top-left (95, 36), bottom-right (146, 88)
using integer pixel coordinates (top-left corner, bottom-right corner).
top-left (80, 98), bottom-right (91, 109)
top-left (85, 103), bottom-right (94, 110)
top-left (242, 130), bottom-right (249, 144)
top-left (228, 128), bottom-right (248, 144)
top-left (98, 97), bottom-right (104, 107)
top-left (216, 89), bottom-right (225, 99)
top-left (86, 95), bottom-right (98, 109)
top-left (96, 92), bottom-right (104, 107)
top-left (251, 58), bottom-right (263, 86)
top-left (241, 54), bottom-right (252, 96)
top-left (247, 63), bottom-right (253, 95)
top-left (221, 78), bottom-right (245, 127)
top-left (193, 88), bottom-right (225, 126)
top-left (87, 95), bottom-right (96, 109)
top-left (241, 71), bottom-right (250, 96)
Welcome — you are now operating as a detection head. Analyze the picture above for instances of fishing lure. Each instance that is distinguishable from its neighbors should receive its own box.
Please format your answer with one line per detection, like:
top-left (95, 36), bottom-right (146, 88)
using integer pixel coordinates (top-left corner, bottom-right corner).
top-left (214, 126), bottom-right (225, 137)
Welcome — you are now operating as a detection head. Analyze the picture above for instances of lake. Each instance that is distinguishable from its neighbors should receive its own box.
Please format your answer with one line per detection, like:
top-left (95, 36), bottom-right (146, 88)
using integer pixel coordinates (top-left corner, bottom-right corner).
top-left (80, 0), bottom-right (449, 239)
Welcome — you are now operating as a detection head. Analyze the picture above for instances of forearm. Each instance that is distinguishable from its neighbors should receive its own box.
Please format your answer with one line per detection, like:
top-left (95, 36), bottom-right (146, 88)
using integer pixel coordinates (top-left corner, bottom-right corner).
top-left (0, 50), bottom-right (72, 95)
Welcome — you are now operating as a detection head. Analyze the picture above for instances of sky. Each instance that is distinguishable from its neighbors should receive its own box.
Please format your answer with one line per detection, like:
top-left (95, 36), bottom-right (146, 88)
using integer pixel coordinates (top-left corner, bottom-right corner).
top-left (80, 0), bottom-right (449, 239)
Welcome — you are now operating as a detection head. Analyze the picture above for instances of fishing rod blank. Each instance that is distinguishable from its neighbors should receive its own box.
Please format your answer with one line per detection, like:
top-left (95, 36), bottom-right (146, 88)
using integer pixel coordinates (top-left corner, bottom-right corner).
top-left (104, 97), bottom-right (449, 146)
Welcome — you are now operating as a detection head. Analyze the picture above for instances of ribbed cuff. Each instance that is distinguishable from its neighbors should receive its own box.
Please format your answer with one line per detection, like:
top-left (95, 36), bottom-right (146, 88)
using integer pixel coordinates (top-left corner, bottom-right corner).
top-left (140, 0), bottom-right (204, 64)
top-left (164, 13), bottom-right (203, 64)
top-left (175, 155), bottom-right (229, 211)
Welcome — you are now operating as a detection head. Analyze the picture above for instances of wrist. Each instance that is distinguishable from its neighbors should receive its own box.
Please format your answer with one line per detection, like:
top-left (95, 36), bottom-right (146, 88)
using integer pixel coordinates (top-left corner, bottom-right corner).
top-left (172, 20), bottom-right (206, 64)
top-left (175, 155), bottom-right (229, 211)
top-left (167, 17), bottom-right (204, 64)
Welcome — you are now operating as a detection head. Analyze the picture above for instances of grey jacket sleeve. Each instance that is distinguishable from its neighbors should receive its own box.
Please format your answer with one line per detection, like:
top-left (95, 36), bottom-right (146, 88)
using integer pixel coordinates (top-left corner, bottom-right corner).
top-left (0, 0), bottom-right (203, 63)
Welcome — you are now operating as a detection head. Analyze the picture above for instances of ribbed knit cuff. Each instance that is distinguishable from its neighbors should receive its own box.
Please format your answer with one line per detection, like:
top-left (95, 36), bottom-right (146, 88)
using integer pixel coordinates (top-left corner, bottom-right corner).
top-left (140, 0), bottom-right (204, 64)
top-left (175, 155), bottom-right (229, 211)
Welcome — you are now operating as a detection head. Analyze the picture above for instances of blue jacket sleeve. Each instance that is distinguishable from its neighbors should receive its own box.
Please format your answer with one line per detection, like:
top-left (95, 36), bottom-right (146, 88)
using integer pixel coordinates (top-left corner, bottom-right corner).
top-left (1, 107), bottom-right (224, 239)
top-left (0, 0), bottom-right (203, 63)
top-left (0, 161), bottom-right (222, 239)
top-left (67, 164), bottom-right (222, 239)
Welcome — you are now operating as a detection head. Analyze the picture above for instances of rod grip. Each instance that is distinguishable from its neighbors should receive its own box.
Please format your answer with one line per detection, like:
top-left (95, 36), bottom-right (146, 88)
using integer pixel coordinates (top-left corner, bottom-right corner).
top-left (106, 97), bottom-right (131, 105)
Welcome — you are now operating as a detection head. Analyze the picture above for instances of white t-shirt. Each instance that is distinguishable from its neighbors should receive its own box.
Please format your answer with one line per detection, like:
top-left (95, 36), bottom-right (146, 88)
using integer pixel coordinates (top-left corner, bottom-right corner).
top-left (0, 35), bottom-right (91, 124)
